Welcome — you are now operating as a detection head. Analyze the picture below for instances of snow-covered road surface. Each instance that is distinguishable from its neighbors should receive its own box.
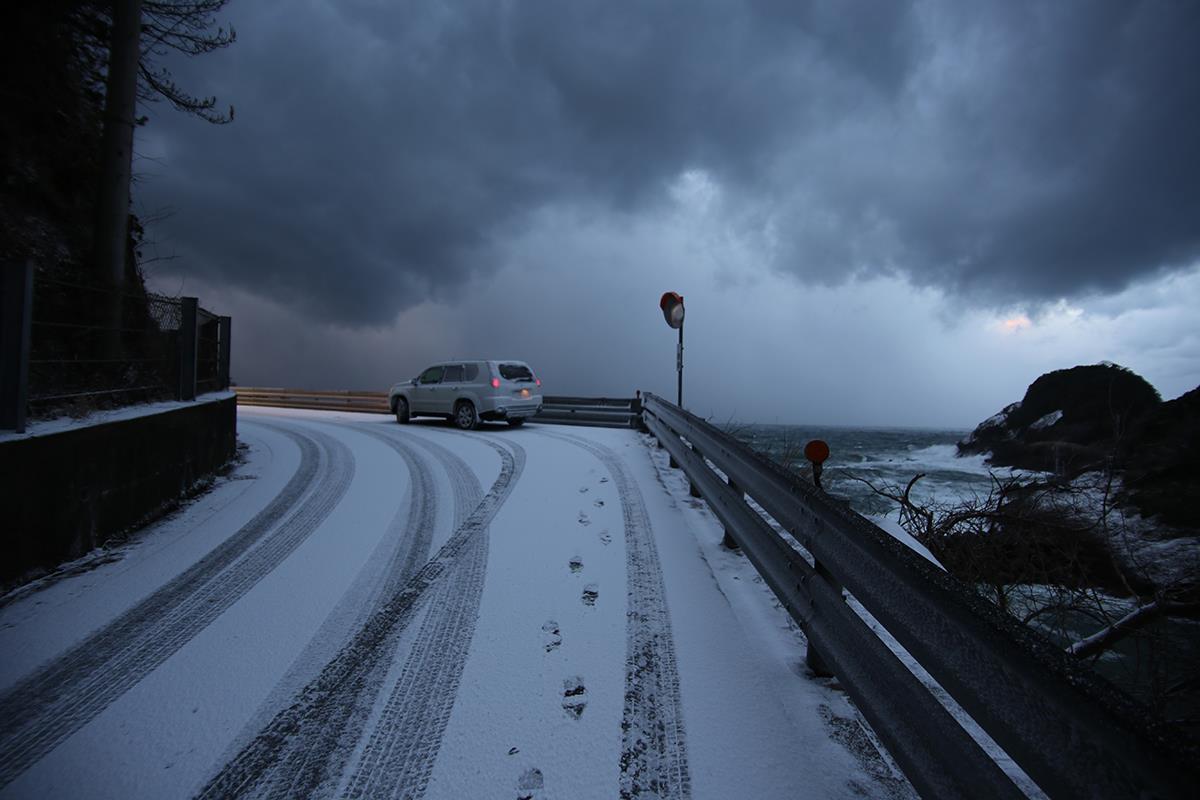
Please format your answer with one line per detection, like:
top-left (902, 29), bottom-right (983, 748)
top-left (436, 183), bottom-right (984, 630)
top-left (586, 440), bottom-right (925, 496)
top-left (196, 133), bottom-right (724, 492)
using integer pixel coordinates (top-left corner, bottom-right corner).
top-left (0, 408), bottom-right (913, 799)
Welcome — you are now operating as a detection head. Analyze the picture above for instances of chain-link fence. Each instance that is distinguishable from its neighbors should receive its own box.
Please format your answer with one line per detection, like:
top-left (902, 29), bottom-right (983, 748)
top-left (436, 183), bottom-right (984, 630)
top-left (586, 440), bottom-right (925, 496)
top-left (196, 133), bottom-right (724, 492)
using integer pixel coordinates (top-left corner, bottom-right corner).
top-left (1, 262), bottom-right (231, 430)
top-left (27, 277), bottom-right (181, 415)
top-left (196, 306), bottom-right (222, 395)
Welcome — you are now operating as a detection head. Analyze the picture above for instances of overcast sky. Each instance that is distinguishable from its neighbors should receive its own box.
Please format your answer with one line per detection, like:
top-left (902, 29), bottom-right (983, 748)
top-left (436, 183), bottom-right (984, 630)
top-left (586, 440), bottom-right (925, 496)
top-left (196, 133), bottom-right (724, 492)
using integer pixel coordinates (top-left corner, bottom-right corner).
top-left (137, 0), bottom-right (1200, 428)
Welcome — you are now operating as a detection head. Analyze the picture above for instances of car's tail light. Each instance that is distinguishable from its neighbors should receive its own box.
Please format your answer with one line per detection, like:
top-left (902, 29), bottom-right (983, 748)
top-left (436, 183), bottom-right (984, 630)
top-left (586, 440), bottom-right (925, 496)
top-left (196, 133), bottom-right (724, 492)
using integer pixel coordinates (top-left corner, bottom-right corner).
top-left (535, 378), bottom-right (541, 387)
top-left (491, 378), bottom-right (501, 389)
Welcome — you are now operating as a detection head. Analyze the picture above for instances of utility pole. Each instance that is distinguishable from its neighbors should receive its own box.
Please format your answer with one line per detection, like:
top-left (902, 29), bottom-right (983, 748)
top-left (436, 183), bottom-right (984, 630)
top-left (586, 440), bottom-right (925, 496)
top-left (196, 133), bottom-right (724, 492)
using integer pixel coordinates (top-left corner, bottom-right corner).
top-left (677, 319), bottom-right (683, 407)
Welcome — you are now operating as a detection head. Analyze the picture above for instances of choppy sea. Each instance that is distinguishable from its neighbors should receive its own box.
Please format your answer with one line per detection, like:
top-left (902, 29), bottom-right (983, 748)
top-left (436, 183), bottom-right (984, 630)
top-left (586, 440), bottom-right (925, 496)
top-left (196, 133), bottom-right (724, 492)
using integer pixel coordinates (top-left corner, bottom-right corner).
top-left (727, 424), bottom-right (1200, 732)
top-left (725, 424), bottom-right (1010, 519)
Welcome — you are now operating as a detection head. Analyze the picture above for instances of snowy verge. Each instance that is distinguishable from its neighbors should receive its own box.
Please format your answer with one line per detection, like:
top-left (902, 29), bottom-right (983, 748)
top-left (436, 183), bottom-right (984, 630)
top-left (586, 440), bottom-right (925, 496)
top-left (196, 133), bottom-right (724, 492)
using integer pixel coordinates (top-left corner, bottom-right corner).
top-left (637, 433), bottom-right (919, 799)
top-left (647, 435), bottom-right (1051, 798)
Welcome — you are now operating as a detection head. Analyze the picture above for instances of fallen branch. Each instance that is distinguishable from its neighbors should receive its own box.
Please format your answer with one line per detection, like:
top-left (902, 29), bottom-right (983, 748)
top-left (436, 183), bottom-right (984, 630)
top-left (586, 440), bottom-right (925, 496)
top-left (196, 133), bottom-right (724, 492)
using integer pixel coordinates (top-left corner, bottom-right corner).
top-left (1067, 600), bottom-right (1200, 659)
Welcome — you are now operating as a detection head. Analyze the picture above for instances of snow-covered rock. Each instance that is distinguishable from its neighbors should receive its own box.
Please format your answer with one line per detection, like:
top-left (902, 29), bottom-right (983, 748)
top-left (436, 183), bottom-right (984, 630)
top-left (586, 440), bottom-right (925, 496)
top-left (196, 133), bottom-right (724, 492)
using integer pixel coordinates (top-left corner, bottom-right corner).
top-left (1028, 410), bottom-right (1063, 431)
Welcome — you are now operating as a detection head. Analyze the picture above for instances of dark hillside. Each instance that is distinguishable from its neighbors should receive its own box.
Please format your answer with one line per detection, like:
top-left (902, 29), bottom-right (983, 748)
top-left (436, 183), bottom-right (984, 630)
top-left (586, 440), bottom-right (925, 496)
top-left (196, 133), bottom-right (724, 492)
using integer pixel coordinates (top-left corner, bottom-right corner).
top-left (959, 363), bottom-right (1162, 473)
top-left (1009, 364), bottom-right (1161, 440)
top-left (1122, 386), bottom-right (1200, 529)
top-left (1, 4), bottom-right (107, 271)
top-left (3, 6), bottom-right (172, 417)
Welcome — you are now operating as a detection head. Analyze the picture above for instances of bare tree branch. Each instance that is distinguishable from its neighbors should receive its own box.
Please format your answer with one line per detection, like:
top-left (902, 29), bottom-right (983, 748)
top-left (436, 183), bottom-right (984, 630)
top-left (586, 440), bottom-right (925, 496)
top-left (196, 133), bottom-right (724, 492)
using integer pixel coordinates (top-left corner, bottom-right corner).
top-left (1067, 601), bottom-right (1200, 659)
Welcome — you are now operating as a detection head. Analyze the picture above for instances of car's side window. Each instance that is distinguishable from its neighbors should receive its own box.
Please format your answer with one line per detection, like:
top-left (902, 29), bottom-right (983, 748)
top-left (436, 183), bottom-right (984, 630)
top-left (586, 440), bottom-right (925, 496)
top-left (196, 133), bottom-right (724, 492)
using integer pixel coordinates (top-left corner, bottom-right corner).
top-left (464, 363), bottom-right (479, 382)
top-left (442, 364), bottom-right (465, 383)
top-left (418, 366), bottom-right (444, 384)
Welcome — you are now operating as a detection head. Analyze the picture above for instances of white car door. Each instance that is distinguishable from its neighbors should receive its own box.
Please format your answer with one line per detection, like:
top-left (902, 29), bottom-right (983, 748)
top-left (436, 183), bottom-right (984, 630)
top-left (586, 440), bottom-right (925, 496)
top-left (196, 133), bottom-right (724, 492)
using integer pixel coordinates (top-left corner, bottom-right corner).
top-left (412, 365), bottom-right (444, 413)
top-left (434, 364), bottom-right (466, 414)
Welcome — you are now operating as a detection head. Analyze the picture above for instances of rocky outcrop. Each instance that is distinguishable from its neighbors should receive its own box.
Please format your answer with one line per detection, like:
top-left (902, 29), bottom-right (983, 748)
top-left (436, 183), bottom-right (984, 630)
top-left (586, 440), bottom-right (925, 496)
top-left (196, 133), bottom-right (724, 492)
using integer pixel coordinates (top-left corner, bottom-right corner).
top-left (960, 364), bottom-right (1199, 529)
top-left (958, 363), bottom-right (1161, 473)
top-left (1121, 386), bottom-right (1200, 529)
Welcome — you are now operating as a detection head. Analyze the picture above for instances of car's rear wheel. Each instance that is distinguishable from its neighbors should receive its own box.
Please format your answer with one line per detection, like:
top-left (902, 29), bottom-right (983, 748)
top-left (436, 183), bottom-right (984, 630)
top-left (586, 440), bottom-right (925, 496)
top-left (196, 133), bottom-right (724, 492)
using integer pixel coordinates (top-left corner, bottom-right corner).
top-left (394, 397), bottom-right (410, 424)
top-left (507, 418), bottom-right (525, 428)
top-left (454, 401), bottom-right (479, 430)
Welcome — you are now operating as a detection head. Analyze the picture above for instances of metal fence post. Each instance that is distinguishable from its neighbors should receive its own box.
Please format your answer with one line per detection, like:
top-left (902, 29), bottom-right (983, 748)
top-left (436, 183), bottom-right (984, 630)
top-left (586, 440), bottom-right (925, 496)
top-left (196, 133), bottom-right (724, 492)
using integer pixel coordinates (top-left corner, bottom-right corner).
top-left (0, 261), bottom-right (33, 432)
top-left (723, 477), bottom-right (742, 549)
top-left (217, 315), bottom-right (231, 390)
top-left (804, 599), bottom-right (835, 676)
top-left (179, 297), bottom-right (197, 401)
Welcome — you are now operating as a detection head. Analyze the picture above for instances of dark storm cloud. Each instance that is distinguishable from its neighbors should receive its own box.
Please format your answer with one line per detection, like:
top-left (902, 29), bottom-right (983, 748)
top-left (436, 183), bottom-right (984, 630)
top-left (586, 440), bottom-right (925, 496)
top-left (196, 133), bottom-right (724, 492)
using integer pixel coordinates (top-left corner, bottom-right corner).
top-left (141, 0), bottom-right (1200, 324)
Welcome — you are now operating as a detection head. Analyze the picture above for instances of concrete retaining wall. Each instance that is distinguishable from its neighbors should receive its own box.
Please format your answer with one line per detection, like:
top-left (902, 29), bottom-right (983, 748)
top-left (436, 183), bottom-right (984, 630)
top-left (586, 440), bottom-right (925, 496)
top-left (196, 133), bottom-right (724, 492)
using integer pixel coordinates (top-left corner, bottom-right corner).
top-left (1, 396), bottom-right (237, 586)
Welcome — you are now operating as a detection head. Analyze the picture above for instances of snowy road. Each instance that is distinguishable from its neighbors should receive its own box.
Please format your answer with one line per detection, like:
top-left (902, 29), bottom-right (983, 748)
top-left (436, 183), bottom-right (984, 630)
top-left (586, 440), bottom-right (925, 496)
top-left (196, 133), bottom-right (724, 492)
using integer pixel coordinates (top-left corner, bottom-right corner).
top-left (0, 408), bottom-right (913, 799)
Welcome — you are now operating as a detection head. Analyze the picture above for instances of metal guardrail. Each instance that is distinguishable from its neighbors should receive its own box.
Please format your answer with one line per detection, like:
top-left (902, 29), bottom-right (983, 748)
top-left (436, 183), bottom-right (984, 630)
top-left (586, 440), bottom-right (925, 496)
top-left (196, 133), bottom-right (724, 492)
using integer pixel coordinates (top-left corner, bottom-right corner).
top-left (233, 388), bottom-right (640, 427)
top-left (234, 387), bottom-right (389, 413)
top-left (534, 395), bottom-right (640, 428)
top-left (640, 392), bottom-right (1196, 800)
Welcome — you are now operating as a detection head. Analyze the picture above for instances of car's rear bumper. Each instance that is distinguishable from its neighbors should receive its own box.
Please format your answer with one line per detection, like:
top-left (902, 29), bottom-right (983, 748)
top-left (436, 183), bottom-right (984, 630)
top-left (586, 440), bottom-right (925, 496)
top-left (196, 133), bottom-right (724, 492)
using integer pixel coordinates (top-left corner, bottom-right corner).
top-left (479, 399), bottom-right (542, 421)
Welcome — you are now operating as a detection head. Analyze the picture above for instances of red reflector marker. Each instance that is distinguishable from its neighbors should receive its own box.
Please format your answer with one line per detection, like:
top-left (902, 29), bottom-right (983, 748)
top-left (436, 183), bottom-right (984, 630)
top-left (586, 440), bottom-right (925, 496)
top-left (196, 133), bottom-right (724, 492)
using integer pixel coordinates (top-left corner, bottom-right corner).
top-left (491, 377), bottom-right (501, 389)
top-left (535, 378), bottom-right (541, 387)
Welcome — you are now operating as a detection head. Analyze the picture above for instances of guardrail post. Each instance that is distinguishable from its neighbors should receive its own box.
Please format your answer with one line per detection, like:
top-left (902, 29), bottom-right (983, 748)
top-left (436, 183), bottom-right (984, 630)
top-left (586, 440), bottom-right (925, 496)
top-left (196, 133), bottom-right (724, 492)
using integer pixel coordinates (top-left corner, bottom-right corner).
top-left (688, 445), bottom-right (704, 497)
top-left (804, 438), bottom-right (841, 678)
top-left (722, 477), bottom-right (742, 549)
top-left (178, 296), bottom-right (197, 401)
top-left (0, 260), bottom-right (33, 433)
top-left (804, 551), bottom-right (844, 677)
top-left (217, 315), bottom-right (231, 390)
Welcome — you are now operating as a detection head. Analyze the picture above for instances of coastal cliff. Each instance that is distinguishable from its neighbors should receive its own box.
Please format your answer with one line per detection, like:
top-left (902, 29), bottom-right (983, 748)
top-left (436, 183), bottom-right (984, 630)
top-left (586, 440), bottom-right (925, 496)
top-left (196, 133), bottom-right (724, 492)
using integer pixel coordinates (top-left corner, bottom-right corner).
top-left (959, 363), bottom-right (1199, 529)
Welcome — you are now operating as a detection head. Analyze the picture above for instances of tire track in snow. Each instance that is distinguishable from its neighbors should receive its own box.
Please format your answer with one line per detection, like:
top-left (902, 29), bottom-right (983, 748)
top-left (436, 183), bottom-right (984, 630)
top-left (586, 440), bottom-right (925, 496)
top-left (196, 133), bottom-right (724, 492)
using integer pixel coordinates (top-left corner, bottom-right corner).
top-left (334, 427), bottom-right (518, 799)
top-left (333, 427), bottom-right (489, 800)
top-left (197, 433), bottom-right (523, 800)
top-left (535, 430), bottom-right (692, 800)
top-left (213, 423), bottom-right (474, 775)
top-left (340, 514), bottom-right (488, 799)
top-left (268, 425), bottom-right (487, 800)
top-left (337, 425), bottom-right (485, 630)
top-left (383, 428), bottom-right (482, 535)
top-left (0, 420), bottom-right (354, 789)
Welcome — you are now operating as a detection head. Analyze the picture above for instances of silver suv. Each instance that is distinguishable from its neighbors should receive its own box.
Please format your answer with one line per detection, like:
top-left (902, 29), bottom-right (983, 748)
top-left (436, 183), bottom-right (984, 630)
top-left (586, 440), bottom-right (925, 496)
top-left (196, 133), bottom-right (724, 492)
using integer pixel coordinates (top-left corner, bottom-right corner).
top-left (389, 360), bottom-right (543, 429)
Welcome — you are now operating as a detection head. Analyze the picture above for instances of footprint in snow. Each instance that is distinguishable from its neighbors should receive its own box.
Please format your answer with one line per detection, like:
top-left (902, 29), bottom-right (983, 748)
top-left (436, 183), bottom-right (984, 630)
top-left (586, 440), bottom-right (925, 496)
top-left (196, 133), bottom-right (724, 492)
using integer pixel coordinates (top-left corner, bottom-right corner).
top-left (569, 556), bottom-right (583, 574)
top-left (582, 584), bottom-right (599, 606)
top-left (562, 676), bottom-right (587, 719)
top-left (516, 766), bottom-right (544, 800)
top-left (577, 512), bottom-right (591, 526)
top-left (592, 499), bottom-right (605, 508)
top-left (578, 486), bottom-right (589, 494)
top-left (542, 620), bottom-right (562, 652)
top-left (598, 530), bottom-right (612, 546)
top-left (599, 476), bottom-right (609, 484)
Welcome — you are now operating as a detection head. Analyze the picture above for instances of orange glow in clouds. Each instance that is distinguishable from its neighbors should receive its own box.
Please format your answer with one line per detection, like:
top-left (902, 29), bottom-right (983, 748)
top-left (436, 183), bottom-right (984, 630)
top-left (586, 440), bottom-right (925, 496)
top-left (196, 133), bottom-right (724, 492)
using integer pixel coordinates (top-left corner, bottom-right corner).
top-left (1001, 315), bottom-right (1032, 332)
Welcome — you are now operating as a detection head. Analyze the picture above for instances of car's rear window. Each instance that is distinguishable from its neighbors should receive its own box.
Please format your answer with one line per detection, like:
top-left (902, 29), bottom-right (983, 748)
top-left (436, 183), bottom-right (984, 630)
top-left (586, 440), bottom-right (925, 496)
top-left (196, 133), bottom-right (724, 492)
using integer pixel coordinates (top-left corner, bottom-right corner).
top-left (499, 363), bottom-right (533, 381)
top-left (442, 364), bottom-right (465, 382)
top-left (464, 364), bottom-right (479, 381)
